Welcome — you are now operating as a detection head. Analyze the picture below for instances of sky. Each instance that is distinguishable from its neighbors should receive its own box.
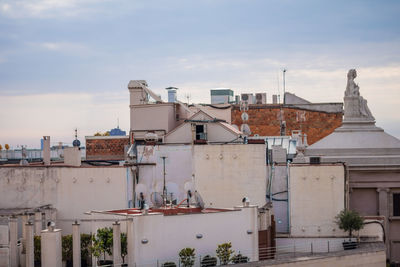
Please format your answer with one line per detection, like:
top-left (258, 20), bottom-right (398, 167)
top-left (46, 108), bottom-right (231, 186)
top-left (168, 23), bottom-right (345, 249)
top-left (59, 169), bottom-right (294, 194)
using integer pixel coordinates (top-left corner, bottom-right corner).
top-left (0, 0), bottom-right (399, 148)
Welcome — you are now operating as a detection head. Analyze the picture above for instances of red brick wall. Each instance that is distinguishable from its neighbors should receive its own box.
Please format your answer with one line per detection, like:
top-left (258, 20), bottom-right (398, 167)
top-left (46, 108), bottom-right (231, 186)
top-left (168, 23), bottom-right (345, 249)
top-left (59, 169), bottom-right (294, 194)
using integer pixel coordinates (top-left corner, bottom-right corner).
top-left (86, 137), bottom-right (129, 160)
top-left (232, 105), bottom-right (342, 145)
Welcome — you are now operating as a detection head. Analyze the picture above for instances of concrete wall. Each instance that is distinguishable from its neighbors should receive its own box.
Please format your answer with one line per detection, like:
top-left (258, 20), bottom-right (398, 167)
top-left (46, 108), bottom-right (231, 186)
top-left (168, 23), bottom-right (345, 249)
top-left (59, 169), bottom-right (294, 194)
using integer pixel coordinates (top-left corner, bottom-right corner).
top-left (207, 123), bottom-right (238, 142)
top-left (130, 206), bottom-right (258, 265)
top-left (194, 144), bottom-right (267, 208)
top-left (289, 164), bottom-right (345, 237)
top-left (164, 123), bottom-right (192, 144)
top-left (130, 104), bottom-right (177, 133)
top-left (0, 166), bottom-right (130, 233)
top-left (135, 145), bottom-right (193, 205)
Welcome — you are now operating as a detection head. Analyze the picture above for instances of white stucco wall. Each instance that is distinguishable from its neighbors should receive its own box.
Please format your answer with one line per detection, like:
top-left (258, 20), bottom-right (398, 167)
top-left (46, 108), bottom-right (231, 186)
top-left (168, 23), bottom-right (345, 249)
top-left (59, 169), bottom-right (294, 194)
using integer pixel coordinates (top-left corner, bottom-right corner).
top-left (164, 123), bottom-right (192, 144)
top-left (194, 144), bottom-right (267, 208)
top-left (130, 104), bottom-right (177, 133)
top-left (289, 164), bottom-right (345, 237)
top-left (130, 206), bottom-right (258, 265)
top-left (0, 166), bottom-right (130, 233)
top-left (207, 123), bottom-right (238, 143)
top-left (136, 145), bottom-right (193, 205)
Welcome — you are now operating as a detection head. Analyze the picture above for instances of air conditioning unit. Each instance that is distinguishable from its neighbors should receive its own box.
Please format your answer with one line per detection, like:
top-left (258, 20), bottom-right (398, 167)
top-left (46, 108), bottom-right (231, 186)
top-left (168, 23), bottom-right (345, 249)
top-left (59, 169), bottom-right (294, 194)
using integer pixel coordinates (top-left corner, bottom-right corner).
top-left (241, 93), bottom-right (254, 104)
top-left (255, 93), bottom-right (266, 104)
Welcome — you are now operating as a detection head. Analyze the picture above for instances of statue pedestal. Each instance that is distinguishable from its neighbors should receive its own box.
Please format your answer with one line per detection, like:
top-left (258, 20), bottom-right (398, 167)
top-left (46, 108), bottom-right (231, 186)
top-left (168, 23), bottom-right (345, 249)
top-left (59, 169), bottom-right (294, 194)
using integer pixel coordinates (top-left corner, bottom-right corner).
top-left (344, 96), bottom-right (361, 119)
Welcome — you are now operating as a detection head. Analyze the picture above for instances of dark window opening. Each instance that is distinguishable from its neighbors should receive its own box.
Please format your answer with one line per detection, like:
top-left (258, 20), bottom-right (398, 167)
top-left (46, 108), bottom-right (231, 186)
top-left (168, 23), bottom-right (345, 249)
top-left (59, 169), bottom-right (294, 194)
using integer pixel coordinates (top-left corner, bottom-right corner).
top-left (196, 125), bottom-right (206, 140)
top-left (394, 193), bottom-right (400, 216)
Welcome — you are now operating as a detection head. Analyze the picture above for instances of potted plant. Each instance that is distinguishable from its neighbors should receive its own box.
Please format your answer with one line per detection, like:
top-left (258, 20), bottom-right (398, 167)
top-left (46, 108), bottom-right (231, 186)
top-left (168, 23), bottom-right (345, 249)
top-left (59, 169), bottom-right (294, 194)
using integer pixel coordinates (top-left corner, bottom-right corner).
top-left (90, 227), bottom-right (113, 266)
top-left (201, 255), bottom-right (217, 267)
top-left (216, 242), bottom-right (234, 265)
top-left (335, 209), bottom-right (364, 250)
top-left (179, 247), bottom-right (195, 267)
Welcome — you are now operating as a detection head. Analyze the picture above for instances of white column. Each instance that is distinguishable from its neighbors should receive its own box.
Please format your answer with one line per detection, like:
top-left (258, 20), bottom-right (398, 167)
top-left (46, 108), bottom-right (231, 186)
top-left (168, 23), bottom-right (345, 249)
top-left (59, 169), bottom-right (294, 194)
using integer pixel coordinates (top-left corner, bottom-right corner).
top-left (41, 228), bottom-right (62, 267)
top-left (113, 222), bottom-right (122, 266)
top-left (25, 222), bottom-right (34, 267)
top-left (72, 222), bottom-right (81, 267)
top-left (34, 211), bottom-right (42, 235)
top-left (127, 219), bottom-right (134, 267)
top-left (21, 214), bottom-right (29, 240)
top-left (9, 217), bottom-right (18, 267)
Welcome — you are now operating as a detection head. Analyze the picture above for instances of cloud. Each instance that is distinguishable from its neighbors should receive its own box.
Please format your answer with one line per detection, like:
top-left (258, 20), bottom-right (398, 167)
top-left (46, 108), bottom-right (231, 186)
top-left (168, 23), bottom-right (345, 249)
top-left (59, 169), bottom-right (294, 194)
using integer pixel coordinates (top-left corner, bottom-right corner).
top-left (0, 0), bottom-right (110, 18)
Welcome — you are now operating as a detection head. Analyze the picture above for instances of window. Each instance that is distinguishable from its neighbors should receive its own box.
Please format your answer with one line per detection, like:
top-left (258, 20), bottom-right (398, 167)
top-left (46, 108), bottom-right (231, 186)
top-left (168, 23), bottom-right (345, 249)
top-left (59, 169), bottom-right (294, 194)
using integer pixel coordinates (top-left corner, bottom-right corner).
top-left (394, 193), bottom-right (400, 216)
top-left (195, 124), bottom-right (207, 140)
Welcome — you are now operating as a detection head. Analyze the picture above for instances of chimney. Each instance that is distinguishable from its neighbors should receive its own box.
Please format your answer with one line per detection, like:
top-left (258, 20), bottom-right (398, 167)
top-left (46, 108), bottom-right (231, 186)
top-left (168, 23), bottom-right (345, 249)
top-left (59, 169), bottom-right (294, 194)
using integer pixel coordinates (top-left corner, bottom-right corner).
top-left (272, 95), bottom-right (278, 104)
top-left (166, 87), bottom-right (178, 103)
top-left (64, 147), bottom-right (81, 166)
top-left (128, 80), bottom-right (148, 105)
top-left (43, 136), bottom-right (50, 165)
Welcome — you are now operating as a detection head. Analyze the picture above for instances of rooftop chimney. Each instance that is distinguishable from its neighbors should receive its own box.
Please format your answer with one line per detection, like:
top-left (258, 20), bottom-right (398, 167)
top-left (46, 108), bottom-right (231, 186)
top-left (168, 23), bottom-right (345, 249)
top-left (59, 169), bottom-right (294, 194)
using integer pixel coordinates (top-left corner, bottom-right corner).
top-left (64, 147), bottom-right (81, 167)
top-left (43, 136), bottom-right (50, 165)
top-left (166, 87), bottom-right (178, 103)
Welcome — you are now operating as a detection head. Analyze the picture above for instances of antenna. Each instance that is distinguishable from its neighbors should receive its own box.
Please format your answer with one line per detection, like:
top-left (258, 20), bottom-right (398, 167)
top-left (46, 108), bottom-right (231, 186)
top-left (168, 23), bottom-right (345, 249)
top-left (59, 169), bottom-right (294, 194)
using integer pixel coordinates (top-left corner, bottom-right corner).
top-left (283, 69), bottom-right (287, 104)
top-left (117, 118), bottom-right (119, 128)
top-left (161, 156), bottom-right (167, 205)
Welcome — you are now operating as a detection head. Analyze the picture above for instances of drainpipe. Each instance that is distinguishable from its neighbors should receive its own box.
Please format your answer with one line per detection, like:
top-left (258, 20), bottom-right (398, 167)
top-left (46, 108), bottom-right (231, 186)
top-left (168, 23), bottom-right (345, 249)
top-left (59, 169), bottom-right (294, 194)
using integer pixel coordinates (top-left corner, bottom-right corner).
top-left (287, 162), bottom-right (291, 234)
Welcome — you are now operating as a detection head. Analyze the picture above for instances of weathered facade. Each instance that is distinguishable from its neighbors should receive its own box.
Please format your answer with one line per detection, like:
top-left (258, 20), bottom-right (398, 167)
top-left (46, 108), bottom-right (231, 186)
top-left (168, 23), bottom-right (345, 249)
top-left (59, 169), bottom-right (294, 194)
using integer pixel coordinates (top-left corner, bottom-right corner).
top-left (232, 103), bottom-right (343, 145)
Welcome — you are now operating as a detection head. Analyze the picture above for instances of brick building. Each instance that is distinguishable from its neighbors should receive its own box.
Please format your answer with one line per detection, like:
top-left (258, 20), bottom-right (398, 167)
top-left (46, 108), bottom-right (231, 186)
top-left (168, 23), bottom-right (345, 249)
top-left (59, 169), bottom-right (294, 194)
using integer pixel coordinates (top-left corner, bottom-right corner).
top-left (231, 93), bottom-right (343, 145)
top-left (85, 136), bottom-right (129, 160)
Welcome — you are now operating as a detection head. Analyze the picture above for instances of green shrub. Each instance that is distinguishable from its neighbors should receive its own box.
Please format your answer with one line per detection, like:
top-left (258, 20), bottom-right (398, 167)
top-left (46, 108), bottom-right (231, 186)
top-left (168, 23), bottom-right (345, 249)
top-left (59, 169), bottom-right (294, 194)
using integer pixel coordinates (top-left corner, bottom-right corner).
top-left (62, 235), bottom-right (73, 262)
top-left (232, 253), bottom-right (249, 263)
top-left (179, 247), bottom-right (195, 267)
top-left (121, 232), bottom-right (127, 263)
top-left (216, 242), bottom-right (234, 265)
top-left (201, 255), bottom-right (217, 267)
top-left (80, 233), bottom-right (92, 262)
top-left (335, 209), bottom-right (364, 238)
top-left (34, 235), bottom-right (41, 263)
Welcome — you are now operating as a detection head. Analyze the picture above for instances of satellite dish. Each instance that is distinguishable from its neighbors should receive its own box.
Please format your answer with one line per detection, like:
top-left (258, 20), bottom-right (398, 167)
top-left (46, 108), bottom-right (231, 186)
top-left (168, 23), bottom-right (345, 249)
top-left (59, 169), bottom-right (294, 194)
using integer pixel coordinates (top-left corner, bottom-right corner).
top-left (150, 192), bottom-right (163, 207)
top-left (194, 191), bottom-right (205, 209)
top-left (240, 124), bottom-right (251, 135)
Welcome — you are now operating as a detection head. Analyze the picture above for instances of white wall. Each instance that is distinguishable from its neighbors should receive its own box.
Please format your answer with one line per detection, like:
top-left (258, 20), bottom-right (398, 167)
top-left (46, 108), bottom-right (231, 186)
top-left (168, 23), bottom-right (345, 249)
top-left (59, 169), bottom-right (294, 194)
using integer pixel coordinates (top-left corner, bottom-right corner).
top-left (207, 123), bottom-right (238, 143)
top-left (164, 124), bottom-right (192, 144)
top-left (135, 145), bottom-right (193, 205)
top-left (194, 144), bottom-right (267, 208)
top-left (289, 164), bottom-right (345, 237)
top-left (130, 104), bottom-right (177, 133)
top-left (0, 166), bottom-right (130, 233)
top-left (130, 206), bottom-right (258, 265)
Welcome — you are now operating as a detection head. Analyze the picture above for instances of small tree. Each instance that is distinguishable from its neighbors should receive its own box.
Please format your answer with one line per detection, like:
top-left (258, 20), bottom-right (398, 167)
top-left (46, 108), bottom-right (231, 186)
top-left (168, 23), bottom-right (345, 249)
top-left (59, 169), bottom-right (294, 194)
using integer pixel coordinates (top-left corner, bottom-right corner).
top-left (90, 227), bottom-right (113, 261)
top-left (216, 242), bottom-right (234, 265)
top-left (335, 209), bottom-right (364, 239)
top-left (5, 144), bottom-right (9, 150)
top-left (179, 247), bottom-right (195, 267)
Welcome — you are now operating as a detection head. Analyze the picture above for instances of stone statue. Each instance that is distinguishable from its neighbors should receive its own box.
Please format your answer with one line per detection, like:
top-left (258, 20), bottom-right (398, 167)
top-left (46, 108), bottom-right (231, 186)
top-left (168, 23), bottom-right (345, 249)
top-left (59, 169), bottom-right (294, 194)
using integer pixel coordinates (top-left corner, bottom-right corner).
top-left (344, 69), bottom-right (374, 121)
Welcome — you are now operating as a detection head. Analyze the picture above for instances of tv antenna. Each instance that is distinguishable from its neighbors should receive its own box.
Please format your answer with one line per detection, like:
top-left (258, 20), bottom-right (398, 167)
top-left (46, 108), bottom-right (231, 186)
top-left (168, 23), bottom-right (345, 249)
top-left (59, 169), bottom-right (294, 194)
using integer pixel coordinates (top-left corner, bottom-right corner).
top-left (283, 69), bottom-right (287, 104)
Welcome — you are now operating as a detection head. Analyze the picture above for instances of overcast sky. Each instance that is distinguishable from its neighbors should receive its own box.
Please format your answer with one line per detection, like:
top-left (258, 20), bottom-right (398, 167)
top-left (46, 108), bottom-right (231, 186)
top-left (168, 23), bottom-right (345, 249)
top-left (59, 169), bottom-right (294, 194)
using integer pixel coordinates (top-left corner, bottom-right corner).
top-left (0, 0), bottom-right (399, 148)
